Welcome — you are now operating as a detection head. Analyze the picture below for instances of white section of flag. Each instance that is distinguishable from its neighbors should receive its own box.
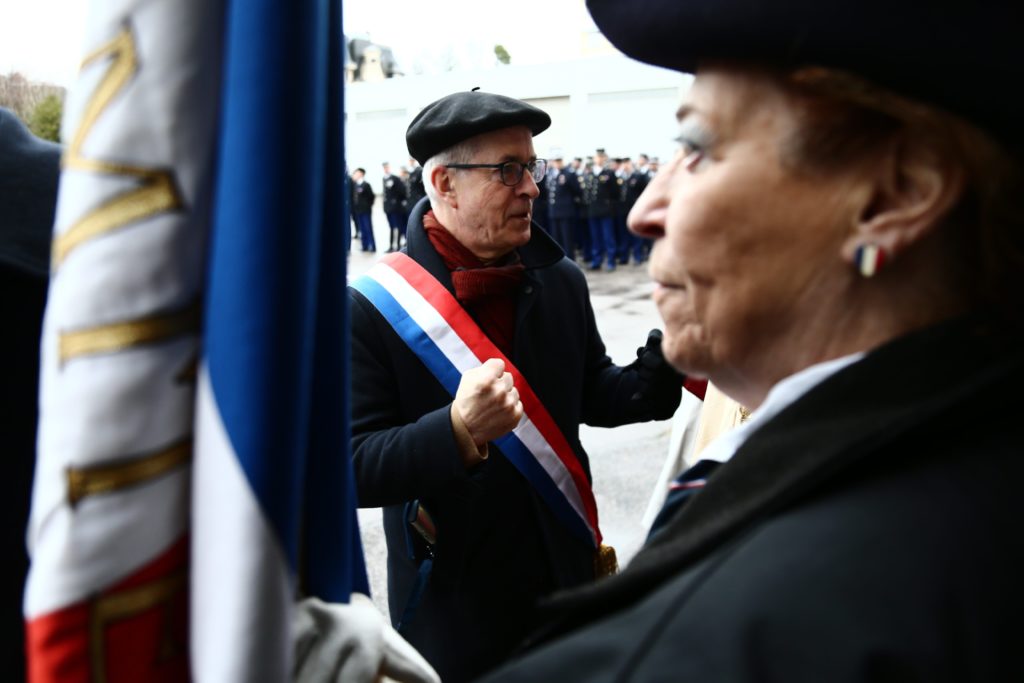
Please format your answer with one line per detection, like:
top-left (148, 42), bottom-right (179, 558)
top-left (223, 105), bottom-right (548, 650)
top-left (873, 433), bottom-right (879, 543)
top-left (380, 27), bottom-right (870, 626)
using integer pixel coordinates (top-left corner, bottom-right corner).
top-left (191, 365), bottom-right (294, 682)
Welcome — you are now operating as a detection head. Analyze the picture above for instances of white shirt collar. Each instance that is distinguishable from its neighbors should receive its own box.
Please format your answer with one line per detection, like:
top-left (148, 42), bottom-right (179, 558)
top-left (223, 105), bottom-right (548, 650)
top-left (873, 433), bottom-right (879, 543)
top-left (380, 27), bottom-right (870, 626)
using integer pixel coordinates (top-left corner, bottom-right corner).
top-left (698, 352), bottom-right (864, 465)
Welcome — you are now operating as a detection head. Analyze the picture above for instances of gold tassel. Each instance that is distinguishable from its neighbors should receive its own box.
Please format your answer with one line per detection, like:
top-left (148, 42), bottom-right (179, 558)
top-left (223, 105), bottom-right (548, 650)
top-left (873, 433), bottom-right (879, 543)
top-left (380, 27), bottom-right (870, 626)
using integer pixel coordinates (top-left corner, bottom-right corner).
top-left (594, 543), bottom-right (618, 577)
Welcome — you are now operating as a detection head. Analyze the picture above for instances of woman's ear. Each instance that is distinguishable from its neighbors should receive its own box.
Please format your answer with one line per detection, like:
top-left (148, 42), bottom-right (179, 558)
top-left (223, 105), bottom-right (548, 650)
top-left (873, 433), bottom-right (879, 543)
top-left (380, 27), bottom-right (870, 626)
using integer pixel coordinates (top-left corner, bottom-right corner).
top-left (842, 136), bottom-right (965, 263)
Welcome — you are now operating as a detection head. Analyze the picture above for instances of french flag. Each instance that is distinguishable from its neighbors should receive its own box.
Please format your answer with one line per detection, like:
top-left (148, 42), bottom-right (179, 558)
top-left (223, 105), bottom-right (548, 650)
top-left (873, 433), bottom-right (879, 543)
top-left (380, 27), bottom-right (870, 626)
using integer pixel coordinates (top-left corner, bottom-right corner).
top-left (24, 0), bottom-right (366, 680)
top-left (192, 0), bottom-right (368, 678)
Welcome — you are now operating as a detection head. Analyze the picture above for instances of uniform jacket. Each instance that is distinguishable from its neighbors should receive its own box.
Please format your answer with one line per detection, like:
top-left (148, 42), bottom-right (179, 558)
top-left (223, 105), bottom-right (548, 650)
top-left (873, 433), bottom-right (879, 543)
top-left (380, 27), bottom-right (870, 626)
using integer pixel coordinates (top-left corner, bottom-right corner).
top-left (351, 179), bottom-right (374, 215)
top-left (621, 170), bottom-right (648, 213)
top-left (382, 173), bottom-right (407, 213)
top-left (584, 167), bottom-right (619, 219)
top-left (349, 198), bottom-right (681, 683)
top-left (548, 168), bottom-right (581, 220)
top-left (481, 316), bottom-right (1024, 682)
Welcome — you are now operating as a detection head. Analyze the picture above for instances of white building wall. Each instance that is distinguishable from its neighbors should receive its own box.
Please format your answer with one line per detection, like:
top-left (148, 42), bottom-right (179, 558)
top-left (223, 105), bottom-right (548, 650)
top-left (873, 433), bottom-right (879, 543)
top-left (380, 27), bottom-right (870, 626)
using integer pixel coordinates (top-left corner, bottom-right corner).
top-left (345, 55), bottom-right (692, 188)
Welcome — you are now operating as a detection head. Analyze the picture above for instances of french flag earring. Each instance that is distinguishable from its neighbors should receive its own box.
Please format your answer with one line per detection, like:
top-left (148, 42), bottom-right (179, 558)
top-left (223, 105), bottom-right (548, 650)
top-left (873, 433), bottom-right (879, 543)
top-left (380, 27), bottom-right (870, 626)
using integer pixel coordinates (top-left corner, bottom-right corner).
top-left (854, 244), bottom-right (888, 278)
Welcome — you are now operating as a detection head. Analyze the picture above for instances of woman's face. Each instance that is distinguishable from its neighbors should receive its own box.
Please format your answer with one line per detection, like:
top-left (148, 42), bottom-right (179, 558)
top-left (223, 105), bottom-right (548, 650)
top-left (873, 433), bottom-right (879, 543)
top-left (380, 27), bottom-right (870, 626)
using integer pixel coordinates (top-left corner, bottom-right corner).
top-left (630, 66), bottom-right (870, 406)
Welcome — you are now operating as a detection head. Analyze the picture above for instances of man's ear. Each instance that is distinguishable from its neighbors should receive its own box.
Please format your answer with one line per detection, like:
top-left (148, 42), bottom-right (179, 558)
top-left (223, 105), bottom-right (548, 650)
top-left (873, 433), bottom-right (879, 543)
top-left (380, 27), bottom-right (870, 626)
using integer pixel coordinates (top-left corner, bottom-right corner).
top-left (430, 165), bottom-right (458, 208)
top-left (842, 137), bottom-right (965, 262)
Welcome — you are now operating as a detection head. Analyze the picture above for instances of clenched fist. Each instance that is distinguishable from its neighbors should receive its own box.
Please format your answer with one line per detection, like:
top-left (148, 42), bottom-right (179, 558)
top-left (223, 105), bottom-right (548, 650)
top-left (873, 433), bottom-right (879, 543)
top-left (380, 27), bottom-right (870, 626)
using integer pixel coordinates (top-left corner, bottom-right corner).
top-left (453, 358), bottom-right (524, 448)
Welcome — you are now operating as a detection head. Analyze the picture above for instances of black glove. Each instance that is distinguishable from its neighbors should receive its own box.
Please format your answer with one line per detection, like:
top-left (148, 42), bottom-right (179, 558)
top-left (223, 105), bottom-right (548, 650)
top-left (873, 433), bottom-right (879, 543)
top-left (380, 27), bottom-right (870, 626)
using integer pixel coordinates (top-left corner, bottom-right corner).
top-left (629, 329), bottom-right (685, 418)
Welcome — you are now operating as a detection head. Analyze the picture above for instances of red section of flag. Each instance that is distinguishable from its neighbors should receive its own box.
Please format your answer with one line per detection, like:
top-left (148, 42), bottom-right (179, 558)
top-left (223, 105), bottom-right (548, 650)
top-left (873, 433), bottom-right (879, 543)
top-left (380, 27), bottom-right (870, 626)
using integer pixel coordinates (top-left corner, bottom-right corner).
top-left (27, 535), bottom-right (190, 683)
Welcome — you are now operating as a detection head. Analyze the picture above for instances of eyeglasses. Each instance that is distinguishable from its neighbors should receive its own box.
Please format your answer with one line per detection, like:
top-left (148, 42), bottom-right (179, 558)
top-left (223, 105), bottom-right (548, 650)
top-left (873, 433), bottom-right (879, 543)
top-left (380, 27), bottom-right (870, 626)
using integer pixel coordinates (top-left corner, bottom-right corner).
top-left (446, 159), bottom-right (548, 187)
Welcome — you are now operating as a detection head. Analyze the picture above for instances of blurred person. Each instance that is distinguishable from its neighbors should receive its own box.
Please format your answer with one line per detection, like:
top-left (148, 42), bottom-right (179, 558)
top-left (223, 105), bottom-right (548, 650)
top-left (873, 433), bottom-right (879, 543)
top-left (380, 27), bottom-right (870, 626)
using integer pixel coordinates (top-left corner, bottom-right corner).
top-left (350, 167), bottom-right (376, 252)
top-left (636, 152), bottom-right (651, 177)
top-left (547, 155), bottom-right (582, 257)
top-left (620, 157), bottom-right (651, 263)
top-left (406, 156), bottom-right (427, 214)
top-left (383, 161), bottom-right (408, 252)
top-left (480, 0), bottom-right (1024, 680)
top-left (348, 90), bottom-right (683, 682)
top-left (583, 148), bottom-right (619, 271)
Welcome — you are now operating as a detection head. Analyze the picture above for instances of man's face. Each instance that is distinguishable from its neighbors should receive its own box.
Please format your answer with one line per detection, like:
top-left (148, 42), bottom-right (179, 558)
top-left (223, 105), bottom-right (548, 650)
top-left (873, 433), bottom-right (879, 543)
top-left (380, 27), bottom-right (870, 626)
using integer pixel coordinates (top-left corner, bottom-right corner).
top-left (447, 125), bottom-right (540, 261)
top-left (353, 170), bottom-right (365, 182)
top-left (383, 163), bottom-right (390, 174)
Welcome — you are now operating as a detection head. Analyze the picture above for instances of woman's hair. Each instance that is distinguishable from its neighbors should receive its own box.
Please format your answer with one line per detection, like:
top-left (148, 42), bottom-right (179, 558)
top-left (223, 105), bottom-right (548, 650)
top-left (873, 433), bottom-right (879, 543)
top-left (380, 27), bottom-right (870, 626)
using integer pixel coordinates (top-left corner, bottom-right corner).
top-left (779, 67), bottom-right (1024, 327)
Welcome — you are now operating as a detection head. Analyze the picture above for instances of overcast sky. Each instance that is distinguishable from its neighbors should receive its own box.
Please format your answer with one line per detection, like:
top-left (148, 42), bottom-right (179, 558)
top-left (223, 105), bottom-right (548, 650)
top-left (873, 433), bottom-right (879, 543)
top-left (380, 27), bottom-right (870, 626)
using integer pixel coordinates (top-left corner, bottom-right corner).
top-left (0, 0), bottom-right (597, 86)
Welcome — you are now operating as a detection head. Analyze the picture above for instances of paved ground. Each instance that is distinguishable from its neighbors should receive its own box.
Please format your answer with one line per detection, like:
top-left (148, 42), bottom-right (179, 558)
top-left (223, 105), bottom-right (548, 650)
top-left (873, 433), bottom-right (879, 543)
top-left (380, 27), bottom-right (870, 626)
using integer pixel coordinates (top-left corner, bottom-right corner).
top-left (347, 212), bottom-right (678, 613)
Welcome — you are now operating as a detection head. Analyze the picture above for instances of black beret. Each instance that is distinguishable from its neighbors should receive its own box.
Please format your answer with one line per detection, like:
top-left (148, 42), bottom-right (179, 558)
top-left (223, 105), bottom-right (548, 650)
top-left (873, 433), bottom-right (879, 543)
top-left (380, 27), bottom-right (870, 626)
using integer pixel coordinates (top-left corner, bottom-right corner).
top-left (406, 90), bottom-right (551, 165)
top-left (586, 0), bottom-right (1023, 149)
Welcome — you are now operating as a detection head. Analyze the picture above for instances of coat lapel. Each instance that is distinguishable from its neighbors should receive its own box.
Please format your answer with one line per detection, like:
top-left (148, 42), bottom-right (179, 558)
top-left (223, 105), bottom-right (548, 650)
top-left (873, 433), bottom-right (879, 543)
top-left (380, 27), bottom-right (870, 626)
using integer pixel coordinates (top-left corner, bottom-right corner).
top-left (533, 317), bottom-right (1023, 640)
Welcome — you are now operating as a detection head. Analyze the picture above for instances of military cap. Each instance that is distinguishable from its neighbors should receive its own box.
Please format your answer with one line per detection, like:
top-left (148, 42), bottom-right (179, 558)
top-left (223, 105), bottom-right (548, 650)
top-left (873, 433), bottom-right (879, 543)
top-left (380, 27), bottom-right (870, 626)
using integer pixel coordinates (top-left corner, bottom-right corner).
top-left (586, 0), bottom-right (1023, 150)
top-left (406, 89), bottom-right (551, 165)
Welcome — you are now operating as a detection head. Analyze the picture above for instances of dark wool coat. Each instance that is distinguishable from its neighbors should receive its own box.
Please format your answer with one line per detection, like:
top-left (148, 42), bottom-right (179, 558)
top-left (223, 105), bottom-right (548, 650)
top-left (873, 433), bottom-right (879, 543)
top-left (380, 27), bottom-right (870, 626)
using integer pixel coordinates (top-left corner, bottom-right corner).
top-left (349, 198), bottom-right (681, 683)
top-left (481, 316), bottom-right (1024, 682)
top-left (0, 108), bottom-right (60, 682)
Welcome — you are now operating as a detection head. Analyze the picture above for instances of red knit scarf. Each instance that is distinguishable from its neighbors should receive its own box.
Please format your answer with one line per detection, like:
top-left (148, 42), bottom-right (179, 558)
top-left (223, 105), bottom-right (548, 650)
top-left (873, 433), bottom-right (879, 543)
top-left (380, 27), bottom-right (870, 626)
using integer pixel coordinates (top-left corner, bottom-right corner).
top-left (422, 211), bottom-right (524, 357)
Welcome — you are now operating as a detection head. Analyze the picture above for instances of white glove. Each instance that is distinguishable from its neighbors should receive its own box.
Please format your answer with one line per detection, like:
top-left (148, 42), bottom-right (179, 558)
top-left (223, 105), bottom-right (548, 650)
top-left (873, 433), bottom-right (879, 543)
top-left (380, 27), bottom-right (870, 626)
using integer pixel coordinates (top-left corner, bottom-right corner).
top-left (292, 593), bottom-right (441, 683)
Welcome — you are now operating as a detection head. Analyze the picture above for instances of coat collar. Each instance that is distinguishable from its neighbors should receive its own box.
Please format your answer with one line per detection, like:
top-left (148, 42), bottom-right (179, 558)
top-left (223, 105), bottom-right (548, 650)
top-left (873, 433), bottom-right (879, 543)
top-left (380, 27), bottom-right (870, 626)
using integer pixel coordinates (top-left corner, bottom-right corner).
top-left (533, 315), bottom-right (1024, 640)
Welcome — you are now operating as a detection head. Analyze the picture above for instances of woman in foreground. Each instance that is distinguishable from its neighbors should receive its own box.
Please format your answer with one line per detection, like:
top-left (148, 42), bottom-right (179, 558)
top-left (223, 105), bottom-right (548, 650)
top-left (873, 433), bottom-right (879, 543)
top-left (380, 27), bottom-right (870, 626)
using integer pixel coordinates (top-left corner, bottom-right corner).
top-left (480, 0), bottom-right (1023, 679)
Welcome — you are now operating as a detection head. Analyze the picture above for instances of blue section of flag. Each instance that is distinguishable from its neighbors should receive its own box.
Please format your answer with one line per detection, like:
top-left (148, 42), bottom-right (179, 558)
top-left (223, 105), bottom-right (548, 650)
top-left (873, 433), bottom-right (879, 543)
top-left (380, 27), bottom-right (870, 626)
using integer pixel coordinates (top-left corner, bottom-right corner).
top-left (351, 274), bottom-right (596, 548)
top-left (204, 0), bottom-right (366, 600)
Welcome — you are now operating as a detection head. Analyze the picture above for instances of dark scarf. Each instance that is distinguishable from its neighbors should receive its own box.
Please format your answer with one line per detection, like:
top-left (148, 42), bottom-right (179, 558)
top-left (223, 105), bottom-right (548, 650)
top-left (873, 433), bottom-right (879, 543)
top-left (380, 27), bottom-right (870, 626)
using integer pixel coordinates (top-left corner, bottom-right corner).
top-left (422, 210), bottom-right (524, 357)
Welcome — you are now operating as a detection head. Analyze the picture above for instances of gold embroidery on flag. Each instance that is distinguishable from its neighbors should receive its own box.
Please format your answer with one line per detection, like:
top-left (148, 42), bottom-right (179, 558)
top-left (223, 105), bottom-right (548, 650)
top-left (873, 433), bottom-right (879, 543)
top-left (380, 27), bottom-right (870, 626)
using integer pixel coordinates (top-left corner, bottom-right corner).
top-left (53, 25), bottom-right (184, 268)
top-left (67, 438), bottom-right (192, 506)
top-left (89, 571), bottom-right (186, 683)
top-left (59, 302), bottom-right (200, 363)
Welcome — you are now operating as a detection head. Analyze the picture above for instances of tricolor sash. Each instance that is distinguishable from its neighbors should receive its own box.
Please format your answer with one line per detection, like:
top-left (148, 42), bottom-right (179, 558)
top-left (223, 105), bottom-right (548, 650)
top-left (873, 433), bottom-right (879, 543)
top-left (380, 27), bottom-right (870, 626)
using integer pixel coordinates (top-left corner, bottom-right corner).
top-left (352, 252), bottom-right (602, 550)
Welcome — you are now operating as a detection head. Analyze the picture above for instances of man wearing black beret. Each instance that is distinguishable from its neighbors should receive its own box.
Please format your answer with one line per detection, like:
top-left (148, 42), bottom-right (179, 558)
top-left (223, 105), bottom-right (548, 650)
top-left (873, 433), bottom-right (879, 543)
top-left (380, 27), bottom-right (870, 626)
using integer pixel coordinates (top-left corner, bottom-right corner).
top-left (347, 89), bottom-right (683, 682)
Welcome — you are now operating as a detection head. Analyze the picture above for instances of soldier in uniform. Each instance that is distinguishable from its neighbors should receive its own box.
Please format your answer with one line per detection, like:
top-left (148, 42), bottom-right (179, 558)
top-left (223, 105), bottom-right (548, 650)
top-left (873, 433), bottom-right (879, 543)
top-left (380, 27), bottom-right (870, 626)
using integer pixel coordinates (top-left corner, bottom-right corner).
top-left (612, 157), bottom-right (632, 265)
top-left (547, 155), bottom-right (582, 258)
top-left (350, 167), bottom-right (377, 252)
top-left (583, 148), bottom-right (619, 271)
top-left (570, 157), bottom-right (590, 259)
top-left (621, 157), bottom-right (651, 263)
top-left (382, 161), bottom-right (409, 252)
